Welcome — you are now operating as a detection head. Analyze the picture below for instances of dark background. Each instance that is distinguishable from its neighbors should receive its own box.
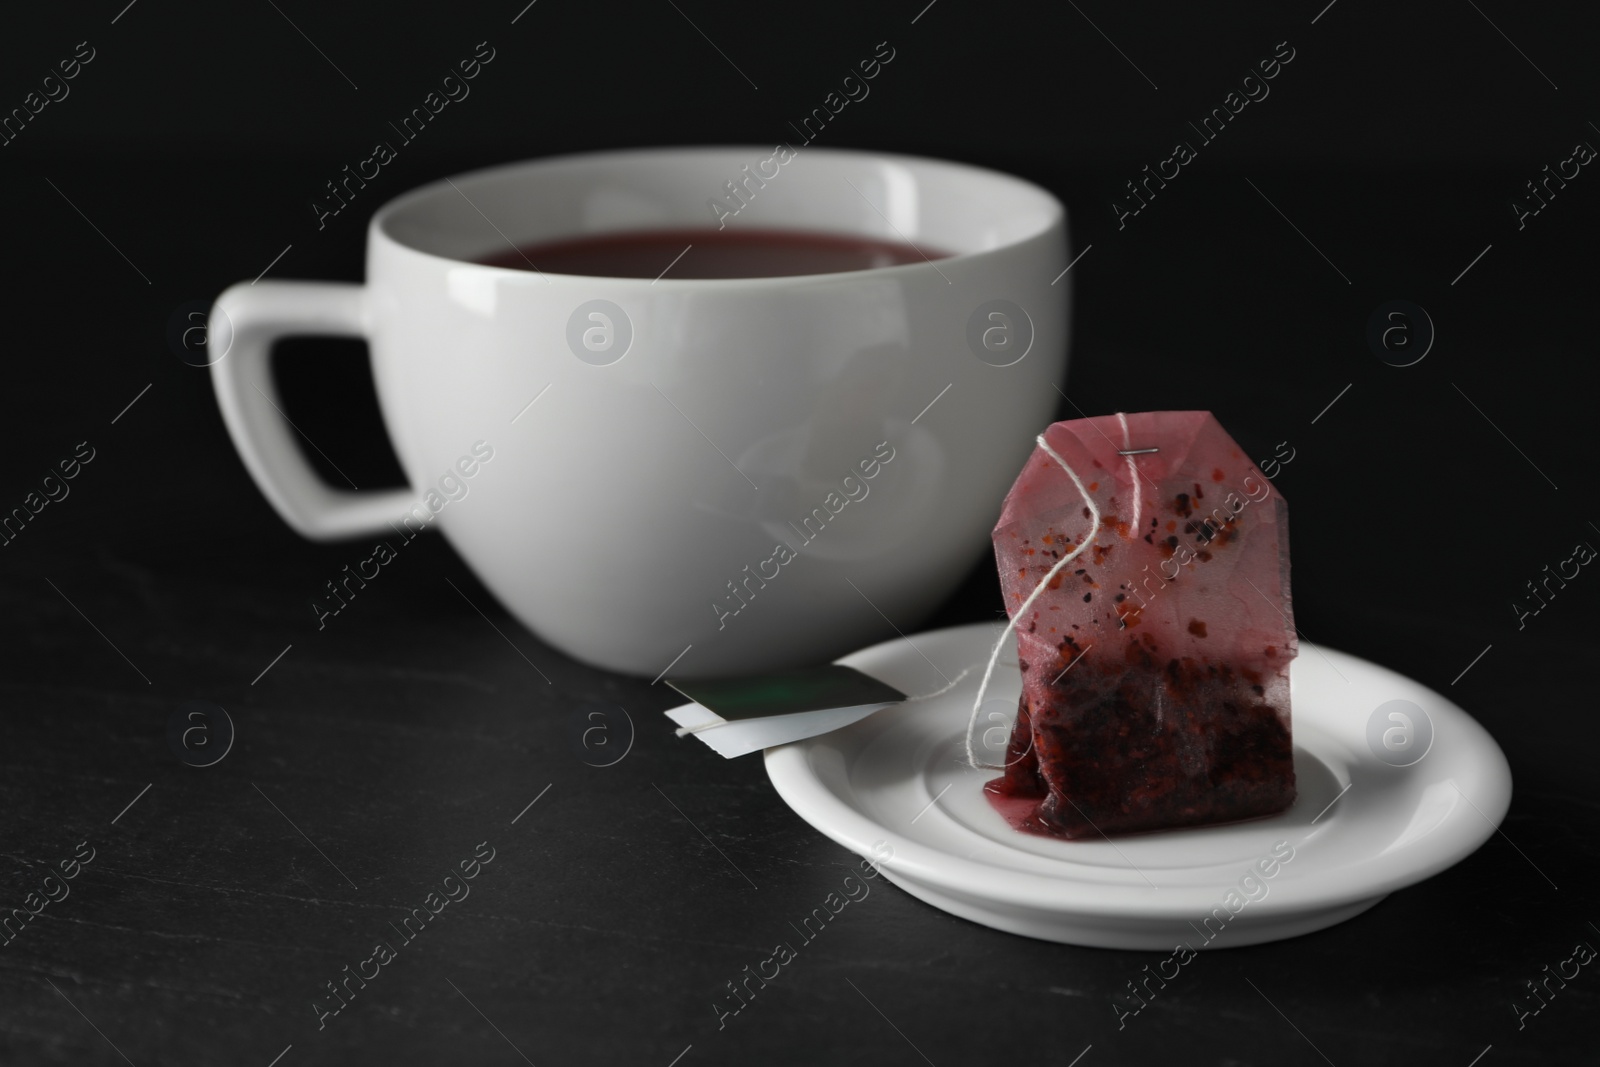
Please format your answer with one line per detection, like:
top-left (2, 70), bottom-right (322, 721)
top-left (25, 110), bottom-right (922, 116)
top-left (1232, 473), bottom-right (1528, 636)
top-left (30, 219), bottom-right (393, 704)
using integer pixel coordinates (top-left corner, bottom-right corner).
top-left (1, 0), bottom-right (1596, 1064)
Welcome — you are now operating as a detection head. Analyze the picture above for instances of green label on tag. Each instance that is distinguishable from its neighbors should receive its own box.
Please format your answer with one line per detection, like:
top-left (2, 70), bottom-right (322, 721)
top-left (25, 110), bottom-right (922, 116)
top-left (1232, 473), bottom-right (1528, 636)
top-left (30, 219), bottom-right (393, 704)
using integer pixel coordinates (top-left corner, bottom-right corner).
top-left (667, 665), bottom-right (906, 721)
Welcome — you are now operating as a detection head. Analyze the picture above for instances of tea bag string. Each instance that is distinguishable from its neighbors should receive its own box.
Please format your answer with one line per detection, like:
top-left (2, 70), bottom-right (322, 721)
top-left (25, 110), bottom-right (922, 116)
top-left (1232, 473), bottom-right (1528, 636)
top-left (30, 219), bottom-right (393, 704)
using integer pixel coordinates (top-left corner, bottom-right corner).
top-left (963, 430), bottom-right (1101, 770)
top-left (1118, 411), bottom-right (1141, 535)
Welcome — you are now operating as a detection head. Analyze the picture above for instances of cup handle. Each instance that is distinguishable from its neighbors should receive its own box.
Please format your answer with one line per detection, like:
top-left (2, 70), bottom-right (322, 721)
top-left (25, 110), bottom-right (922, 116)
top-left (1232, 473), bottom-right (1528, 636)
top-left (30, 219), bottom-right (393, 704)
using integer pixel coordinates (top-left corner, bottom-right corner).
top-left (209, 280), bottom-right (416, 541)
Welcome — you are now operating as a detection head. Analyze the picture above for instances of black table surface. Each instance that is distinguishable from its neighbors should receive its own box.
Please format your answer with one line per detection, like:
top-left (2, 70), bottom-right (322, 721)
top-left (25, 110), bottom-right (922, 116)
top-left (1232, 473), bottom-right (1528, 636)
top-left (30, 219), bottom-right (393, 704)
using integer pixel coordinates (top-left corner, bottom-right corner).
top-left (3, 1), bottom-right (1599, 1064)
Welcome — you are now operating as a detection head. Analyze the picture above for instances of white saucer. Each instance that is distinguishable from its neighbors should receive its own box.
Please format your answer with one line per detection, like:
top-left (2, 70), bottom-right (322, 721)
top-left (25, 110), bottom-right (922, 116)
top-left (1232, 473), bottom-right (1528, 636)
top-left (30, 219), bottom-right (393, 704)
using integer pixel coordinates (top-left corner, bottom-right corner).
top-left (761, 622), bottom-right (1513, 950)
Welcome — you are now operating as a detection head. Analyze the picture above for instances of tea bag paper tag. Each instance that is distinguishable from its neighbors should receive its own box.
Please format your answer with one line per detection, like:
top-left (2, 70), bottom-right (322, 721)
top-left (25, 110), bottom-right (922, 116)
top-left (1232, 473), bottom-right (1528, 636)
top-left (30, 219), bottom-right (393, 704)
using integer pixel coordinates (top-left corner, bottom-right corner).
top-left (665, 665), bottom-right (907, 759)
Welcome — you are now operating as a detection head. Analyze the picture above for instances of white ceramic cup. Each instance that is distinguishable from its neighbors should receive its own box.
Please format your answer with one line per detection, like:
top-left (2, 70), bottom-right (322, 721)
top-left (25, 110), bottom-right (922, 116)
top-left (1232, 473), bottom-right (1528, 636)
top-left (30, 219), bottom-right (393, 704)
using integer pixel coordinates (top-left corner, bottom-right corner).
top-left (210, 147), bottom-right (1069, 678)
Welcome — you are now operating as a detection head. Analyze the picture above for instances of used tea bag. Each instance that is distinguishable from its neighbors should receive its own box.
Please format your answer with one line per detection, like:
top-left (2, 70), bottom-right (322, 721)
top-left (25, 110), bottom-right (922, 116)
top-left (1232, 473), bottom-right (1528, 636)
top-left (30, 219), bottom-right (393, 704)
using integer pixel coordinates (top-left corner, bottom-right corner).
top-left (983, 411), bottom-right (1297, 838)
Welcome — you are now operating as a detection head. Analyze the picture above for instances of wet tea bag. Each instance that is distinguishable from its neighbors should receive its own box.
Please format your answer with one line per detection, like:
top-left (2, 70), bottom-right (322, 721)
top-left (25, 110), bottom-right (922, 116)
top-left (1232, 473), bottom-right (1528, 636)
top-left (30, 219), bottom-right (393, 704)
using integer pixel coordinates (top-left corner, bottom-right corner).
top-left (979, 411), bottom-right (1297, 838)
